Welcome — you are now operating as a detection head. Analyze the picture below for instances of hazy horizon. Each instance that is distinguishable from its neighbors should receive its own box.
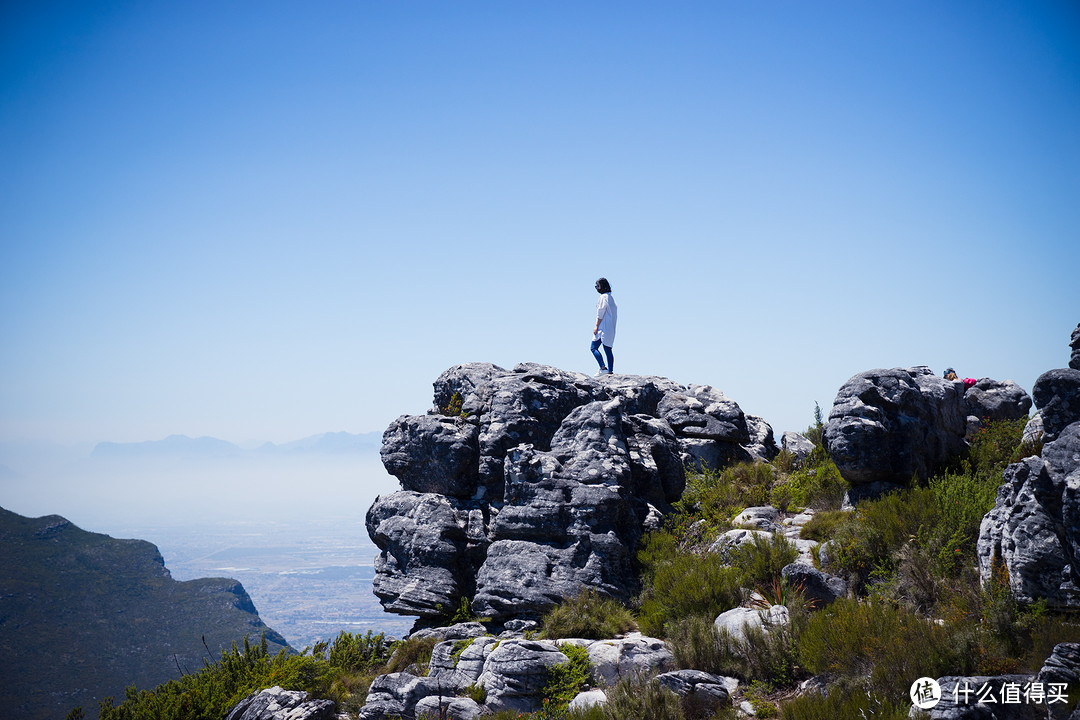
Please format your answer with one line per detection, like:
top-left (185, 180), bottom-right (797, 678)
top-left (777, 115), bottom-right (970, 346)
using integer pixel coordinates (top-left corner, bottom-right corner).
top-left (3, 3), bottom-right (1078, 454)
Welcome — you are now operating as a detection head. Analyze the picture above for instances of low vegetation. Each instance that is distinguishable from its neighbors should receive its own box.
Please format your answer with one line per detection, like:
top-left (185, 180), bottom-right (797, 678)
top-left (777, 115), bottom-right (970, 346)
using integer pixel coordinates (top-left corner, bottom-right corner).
top-left (95, 632), bottom-right (390, 720)
top-left (82, 414), bottom-right (1080, 719)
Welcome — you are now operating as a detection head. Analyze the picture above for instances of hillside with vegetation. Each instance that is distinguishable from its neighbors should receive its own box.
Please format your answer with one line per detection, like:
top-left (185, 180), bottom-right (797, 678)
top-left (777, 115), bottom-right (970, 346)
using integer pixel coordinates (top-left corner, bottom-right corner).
top-left (0, 508), bottom-right (291, 720)
top-left (89, 413), bottom-right (1079, 720)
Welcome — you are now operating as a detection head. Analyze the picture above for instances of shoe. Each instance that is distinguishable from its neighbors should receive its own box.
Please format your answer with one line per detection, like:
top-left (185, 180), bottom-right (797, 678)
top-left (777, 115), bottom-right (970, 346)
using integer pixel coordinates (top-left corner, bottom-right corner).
top-left (595, 368), bottom-right (609, 377)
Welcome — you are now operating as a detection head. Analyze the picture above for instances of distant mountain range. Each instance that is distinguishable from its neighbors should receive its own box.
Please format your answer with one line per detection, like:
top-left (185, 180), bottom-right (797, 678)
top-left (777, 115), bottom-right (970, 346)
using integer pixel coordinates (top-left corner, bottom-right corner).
top-left (91, 431), bottom-right (383, 459)
top-left (0, 507), bottom-right (291, 720)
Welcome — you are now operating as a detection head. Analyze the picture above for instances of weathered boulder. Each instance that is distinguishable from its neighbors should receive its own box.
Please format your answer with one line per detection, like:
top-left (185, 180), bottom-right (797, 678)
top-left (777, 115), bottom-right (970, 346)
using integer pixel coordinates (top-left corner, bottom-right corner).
top-left (476, 639), bottom-right (569, 714)
top-left (781, 431), bottom-right (816, 463)
top-left (1023, 413), bottom-right (1045, 445)
top-left (708, 528), bottom-right (775, 558)
top-left (657, 384), bottom-right (749, 444)
top-left (381, 415), bottom-right (479, 499)
top-left (366, 492), bottom-right (470, 618)
top-left (1032, 369), bottom-right (1080, 442)
top-left (977, 422), bottom-right (1080, 607)
top-left (744, 414), bottom-right (780, 462)
top-left (780, 563), bottom-right (847, 608)
top-left (1071, 323), bottom-right (1080, 371)
top-left (962, 378), bottom-right (1032, 424)
top-left (731, 506), bottom-right (781, 532)
top-left (587, 634), bottom-right (675, 686)
top-left (357, 673), bottom-right (447, 720)
top-left (428, 636), bottom-right (499, 690)
top-left (569, 689), bottom-right (607, 710)
top-left (370, 363), bottom-right (771, 624)
top-left (413, 695), bottom-right (482, 720)
top-left (824, 367), bottom-right (968, 488)
top-left (225, 686), bottom-right (336, 720)
top-left (714, 605), bottom-right (790, 643)
top-left (656, 670), bottom-right (732, 716)
top-left (916, 675), bottom-right (1045, 719)
top-left (1037, 642), bottom-right (1080, 694)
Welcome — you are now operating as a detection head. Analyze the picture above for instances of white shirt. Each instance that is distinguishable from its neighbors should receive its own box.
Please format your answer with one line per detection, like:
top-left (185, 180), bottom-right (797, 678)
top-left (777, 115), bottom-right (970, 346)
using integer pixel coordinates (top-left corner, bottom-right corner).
top-left (596, 293), bottom-right (617, 346)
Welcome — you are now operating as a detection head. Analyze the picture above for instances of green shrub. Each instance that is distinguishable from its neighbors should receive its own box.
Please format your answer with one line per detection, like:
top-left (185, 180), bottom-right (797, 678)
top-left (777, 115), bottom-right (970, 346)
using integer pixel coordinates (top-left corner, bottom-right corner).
top-left (714, 615), bottom-right (800, 690)
top-left (543, 643), bottom-right (593, 709)
top-left (675, 462), bottom-right (778, 534)
top-left (464, 683), bottom-right (487, 704)
top-left (668, 614), bottom-right (729, 675)
top-left (540, 588), bottom-right (638, 640)
top-left (796, 598), bottom-right (957, 705)
top-left (727, 533), bottom-right (798, 588)
top-left (778, 683), bottom-right (913, 720)
top-left (829, 487), bottom-right (941, 591)
top-left (637, 539), bottom-right (743, 637)
top-left (784, 459), bottom-right (847, 511)
top-left (958, 417), bottom-right (1029, 480)
top-left (601, 675), bottom-right (686, 720)
top-left (797, 510), bottom-right (846, 542)
top-left (386, 635), bottom-right (437, 675)
top-left (98, 632), bottom-right (392, 720)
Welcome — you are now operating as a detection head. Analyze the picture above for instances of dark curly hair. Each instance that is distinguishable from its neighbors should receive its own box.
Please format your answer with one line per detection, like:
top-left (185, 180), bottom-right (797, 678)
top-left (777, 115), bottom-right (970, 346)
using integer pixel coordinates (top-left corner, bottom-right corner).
top-left (595, 277), bottom-right (611, 293)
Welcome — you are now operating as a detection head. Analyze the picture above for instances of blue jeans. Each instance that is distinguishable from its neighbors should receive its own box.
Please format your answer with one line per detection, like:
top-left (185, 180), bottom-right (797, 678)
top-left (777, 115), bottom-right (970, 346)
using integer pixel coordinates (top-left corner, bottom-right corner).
top-left (591, 338), bottom-right (614, 371)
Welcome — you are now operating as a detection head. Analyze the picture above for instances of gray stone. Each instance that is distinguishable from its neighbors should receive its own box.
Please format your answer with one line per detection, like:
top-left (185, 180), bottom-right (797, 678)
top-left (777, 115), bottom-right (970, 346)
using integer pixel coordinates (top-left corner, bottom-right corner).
top-left (825, 367), bottom-right (967, 488)
top-left (356, 673), bottom-right (445, 720)
top-left (427, 636), bottom-right (499, 689)
top-left (977, 424), bottom-right (1080, 608)
top-left (714, 605), bottom-right (790, 643)
top-left (624, 413), bottom-right (685, 506)
top-left (1023, 413), bottom-right (1044, 445)
top-left (477, 639), bottom-right (569, 713)
top-left (708, 528), bottom-right (775, 559)
top-left (962, 379), bottom-right (1032, 424)
top-left (914, 675), bottom-right (1044, 719)
top-left (658, 385), bottom-right (750, 443)
top-left (1037, 643), bottom-right (1080, 720)
top-left (381, 415), bottom-right (480, 499)
top-left (781, 431), bottom-right (816, 462)
top-left (780, 563), bottom-right (846, 608)
top-left (656, 670), bottom-right (731, 715)
top-left (1071, 323), bottom-right (1080, 371)
top-left (569, 689), bottom-right (608, 710)
top-left (409, 622), bottom-right (488, 643)
top-left (413, 695), bottom-right (482, 720)
top-left (432, 362), bottom-right (506, 420)
top-left (1033, 369), bottom-right (1080, 442)
top-left (369, 363), bottom-right (772, 624)
top-left (226, 686), bottom-right (336, 720)
top-left (732, 506), bottom-right (781, 532)
top-left (744, 414), bottom-right (780, 462)
top-left (587, 633), bottom-right (674, 686)
top-left (366, 492), bottom-right (469, 618)
top-left (477, 364), bottom-right (606, 491)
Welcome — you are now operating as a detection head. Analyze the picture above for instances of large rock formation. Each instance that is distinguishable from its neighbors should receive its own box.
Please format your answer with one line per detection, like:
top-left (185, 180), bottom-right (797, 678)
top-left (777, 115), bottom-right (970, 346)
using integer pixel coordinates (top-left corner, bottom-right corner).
top-left (1070, 322), bottom-right (1080, 371)
top-left (367, 363), bottom-right (774, 624)
top-left (356, 633), bottom-right (675, 719)
top-left (977, 324), bottom-right (1080, 609)
top-left (824, 366), bottom-right (1030, 492)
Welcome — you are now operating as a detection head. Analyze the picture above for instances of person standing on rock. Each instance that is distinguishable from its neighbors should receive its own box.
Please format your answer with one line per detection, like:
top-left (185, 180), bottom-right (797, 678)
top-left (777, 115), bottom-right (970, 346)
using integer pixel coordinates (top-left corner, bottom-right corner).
top-left (591, 277), bottom-right (617, 376)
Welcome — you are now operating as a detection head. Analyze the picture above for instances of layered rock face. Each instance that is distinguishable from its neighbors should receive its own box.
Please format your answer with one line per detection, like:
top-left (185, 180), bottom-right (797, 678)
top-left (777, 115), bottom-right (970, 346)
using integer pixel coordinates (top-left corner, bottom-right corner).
top-left (978, 326), bottom-right (1080, 608)
top-left (824, 366), bottom-right (1030, 491)
top-left (980, 323), bottom-right (1080, 613)
top-left (367, 362), bottom-right (774, 624)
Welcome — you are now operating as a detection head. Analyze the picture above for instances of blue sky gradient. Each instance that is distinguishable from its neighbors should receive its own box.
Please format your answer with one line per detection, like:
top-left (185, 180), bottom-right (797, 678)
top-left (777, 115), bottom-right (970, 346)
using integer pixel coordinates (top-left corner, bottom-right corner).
top-left (3, 1), bottom-right (1078, 445)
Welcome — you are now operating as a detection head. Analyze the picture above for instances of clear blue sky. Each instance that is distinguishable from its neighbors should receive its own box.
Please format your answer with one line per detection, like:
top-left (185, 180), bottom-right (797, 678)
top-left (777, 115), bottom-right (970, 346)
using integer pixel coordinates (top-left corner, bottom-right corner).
top-left (2, 1), bottom-right (1078, 446)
